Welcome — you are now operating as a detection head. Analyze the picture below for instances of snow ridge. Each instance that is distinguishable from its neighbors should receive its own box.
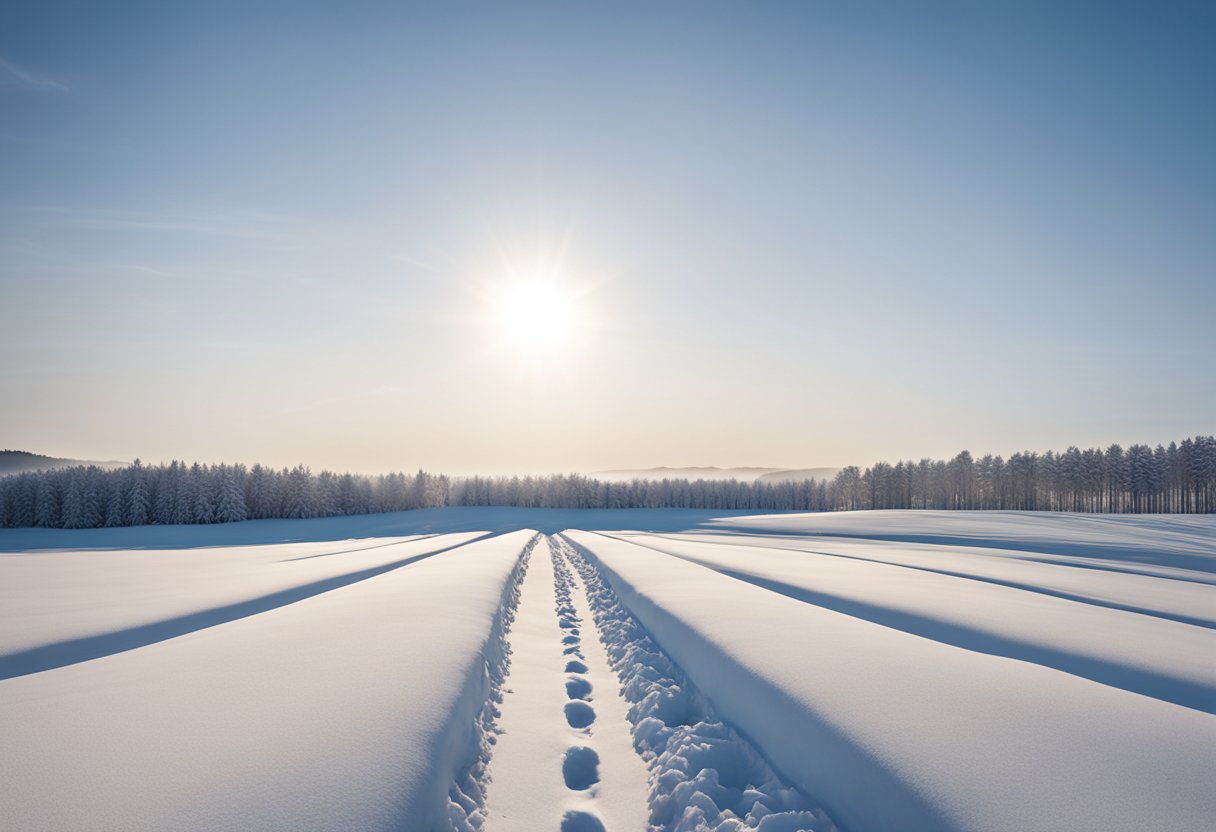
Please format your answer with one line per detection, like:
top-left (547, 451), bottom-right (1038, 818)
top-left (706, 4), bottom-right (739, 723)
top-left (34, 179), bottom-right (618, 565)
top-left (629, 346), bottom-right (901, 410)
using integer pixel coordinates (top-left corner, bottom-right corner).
top-left (556, 535), bottom-right (837, 832)
top-left (445, 532), bottom-right (540, 831)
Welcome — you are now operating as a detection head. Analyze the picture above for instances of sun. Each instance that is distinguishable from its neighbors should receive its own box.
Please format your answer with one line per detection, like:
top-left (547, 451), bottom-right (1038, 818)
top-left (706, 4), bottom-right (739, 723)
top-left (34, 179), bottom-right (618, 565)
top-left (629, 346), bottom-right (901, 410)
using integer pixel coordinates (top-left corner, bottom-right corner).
top-left (487, 275), bottom-right (581, 359)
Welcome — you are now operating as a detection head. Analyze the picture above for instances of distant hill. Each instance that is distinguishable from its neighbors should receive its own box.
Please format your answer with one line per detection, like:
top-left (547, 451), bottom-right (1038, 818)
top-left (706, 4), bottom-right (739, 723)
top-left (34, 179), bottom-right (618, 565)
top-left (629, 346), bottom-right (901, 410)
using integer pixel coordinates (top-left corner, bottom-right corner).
top-left (754, 467), bottom-right (843, 484)
top-left (0, 450), bottom-right (127, 477)
top-left (592, 466), bottom-right (842, 483)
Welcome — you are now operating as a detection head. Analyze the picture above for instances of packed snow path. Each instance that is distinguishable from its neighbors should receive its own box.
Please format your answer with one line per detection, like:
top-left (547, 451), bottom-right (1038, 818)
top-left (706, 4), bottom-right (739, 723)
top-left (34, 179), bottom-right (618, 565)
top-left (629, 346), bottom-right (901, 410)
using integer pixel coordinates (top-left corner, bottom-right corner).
top-left (484, 536), bottom-right (834, 832)
top-left (483, 537), bottom-right (650, 831)
top-left (557, 536), bottom-right (837, 832)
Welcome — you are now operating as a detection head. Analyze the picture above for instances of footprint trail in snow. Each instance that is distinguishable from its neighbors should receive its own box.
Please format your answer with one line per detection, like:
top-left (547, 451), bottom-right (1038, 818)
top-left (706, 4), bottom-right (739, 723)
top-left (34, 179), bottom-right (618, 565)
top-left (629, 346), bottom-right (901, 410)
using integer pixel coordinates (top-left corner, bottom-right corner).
top-left (484, 535), bottom-right (834, 831)
top-left (482, 536), bottom-right (648, 832)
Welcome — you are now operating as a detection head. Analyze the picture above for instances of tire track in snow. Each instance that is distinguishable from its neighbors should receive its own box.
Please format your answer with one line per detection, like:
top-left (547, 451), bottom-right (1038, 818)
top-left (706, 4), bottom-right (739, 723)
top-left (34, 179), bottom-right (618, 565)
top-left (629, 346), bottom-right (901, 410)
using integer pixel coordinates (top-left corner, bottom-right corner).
top-left (556, 534), bottom-right (837, 832)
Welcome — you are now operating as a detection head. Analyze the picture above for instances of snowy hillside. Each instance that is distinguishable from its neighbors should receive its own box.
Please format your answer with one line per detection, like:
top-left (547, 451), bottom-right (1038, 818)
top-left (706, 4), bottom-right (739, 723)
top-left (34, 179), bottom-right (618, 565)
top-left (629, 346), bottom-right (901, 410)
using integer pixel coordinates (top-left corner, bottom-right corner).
top-left (1, 509), bottom-right (1212, 831)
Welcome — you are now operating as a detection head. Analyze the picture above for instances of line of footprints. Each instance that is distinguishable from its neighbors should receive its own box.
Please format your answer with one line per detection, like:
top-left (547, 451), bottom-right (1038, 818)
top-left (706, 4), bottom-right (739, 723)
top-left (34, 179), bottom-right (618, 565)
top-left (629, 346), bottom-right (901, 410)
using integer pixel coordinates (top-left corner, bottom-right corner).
top-left (552, 547), bottom-right (606, 832)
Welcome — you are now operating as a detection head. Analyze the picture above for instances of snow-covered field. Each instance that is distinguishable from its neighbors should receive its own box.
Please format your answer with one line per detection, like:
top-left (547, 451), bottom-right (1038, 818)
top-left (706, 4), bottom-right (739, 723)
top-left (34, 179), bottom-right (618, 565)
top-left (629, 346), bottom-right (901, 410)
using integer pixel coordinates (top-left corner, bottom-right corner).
top-left (1, 509), bottom-right (1213, 831)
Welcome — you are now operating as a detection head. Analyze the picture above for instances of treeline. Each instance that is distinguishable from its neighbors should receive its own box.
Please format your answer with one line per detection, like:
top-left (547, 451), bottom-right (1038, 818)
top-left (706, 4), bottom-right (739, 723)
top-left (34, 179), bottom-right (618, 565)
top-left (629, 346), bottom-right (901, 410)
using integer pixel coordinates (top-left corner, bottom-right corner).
top-left (0, 436), bottom-right (1212, 529)
top-left (0, 461), bottom-right (452, 529)
top-left (828, 436), bottom-right (1216, 514)
top-left (452, 473), bottom-right (826, 512)
top-left (451, 436), bottom-right (1216, 514)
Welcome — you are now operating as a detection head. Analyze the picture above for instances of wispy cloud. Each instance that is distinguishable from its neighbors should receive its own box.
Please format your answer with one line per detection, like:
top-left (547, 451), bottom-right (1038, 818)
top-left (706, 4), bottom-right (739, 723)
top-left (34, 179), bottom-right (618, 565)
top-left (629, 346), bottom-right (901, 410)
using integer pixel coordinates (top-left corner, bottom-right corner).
top-left (0, 57), bottom-right (69, 93)
top-left (0, 204), bottom-right (307, 242)
top-left (77, 216), bottom-right (298, 240)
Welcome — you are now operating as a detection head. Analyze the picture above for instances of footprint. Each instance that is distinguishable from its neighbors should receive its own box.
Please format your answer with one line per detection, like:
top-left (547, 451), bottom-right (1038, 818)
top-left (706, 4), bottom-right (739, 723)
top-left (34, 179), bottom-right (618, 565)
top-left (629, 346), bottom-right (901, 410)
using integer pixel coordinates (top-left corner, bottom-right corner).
top-left (565, 676), bottom-right (592, 701)
top-left (560, 810), bottom-right (606, 832)
top-left (562, 746), bottom-right (600, 790)
top-left (564, 700), bottom-right (596, 729)
top-left (564, 659), bottom-right (588, 674)
top-left (561, 634), bottom-right (580, 646)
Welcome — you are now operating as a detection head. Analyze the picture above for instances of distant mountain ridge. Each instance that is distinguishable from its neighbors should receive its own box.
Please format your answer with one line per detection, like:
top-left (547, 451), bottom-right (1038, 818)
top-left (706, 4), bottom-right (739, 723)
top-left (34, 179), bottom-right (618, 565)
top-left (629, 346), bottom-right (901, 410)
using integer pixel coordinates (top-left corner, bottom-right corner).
top-left (592, 466), bottom-right (842, 483)
top-left (0, 450), bottom-right (127, 477)
top-left (754, 467), bottom-right (844, 484)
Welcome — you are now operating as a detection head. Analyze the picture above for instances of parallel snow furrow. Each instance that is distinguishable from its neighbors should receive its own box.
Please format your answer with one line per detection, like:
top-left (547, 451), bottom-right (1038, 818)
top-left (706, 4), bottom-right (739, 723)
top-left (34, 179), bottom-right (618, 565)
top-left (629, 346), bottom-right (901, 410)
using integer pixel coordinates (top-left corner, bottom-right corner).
top-left (0, 530), bottom-right (539, 832)
top-left (556, 535), bottom-right (837, 832)
top-left (445, 532), bottom-right (540, 831)
top-left (0, 531), bottom-right (492, 679)
top-left (606, 533), bottom-right (1216, 714)
top-left (692, 511), bottom-right (1216, 576)
top-left (616, 531), bottom-right (1216, 627)
top-left (654, 529), bottom-right (1216, 586)
top-left (567, 529), bottom-right (1216, 832)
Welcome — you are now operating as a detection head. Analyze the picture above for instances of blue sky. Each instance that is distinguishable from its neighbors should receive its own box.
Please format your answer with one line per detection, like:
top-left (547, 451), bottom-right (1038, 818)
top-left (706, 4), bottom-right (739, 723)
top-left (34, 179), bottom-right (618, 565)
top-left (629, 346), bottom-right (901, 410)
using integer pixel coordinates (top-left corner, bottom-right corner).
top-left (1, 1), bottom-right (1213, 473)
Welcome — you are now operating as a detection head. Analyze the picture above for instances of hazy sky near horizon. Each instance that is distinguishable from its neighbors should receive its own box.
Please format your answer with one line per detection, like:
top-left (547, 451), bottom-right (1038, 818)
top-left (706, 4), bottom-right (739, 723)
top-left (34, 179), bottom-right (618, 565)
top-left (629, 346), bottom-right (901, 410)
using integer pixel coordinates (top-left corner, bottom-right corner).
top-left (2, 1), bottom-right (1213, 475)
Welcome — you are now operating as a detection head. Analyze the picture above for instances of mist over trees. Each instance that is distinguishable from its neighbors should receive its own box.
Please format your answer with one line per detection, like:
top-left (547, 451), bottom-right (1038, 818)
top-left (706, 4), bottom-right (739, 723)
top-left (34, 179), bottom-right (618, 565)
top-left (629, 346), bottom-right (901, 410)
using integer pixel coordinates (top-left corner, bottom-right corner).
top-left (1, 436), bottom-right (1213, 529)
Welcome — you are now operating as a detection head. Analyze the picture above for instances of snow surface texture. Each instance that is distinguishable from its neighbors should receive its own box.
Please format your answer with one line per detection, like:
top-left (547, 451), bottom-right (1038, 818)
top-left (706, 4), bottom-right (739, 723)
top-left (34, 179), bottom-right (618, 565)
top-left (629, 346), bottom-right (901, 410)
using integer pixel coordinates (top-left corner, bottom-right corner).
top-left (480, 535), bottom-right (651, 831)
top-left (0, 529), bottom-right (536, 832)
top-left (446, 533), bottom-right (539, 830)
top-left (1, 508), bottom-right (1213, 832)
top-left (614, 531), bottom-right (1216, 712)
top-left (557, 536), bottom-right (836, 832)
top-left (565, 522), bottom-right (1216, 832)
top-left (699, 510), bottom-right (1216, 576)
top-left (0, 532), bottom-right (488, 677)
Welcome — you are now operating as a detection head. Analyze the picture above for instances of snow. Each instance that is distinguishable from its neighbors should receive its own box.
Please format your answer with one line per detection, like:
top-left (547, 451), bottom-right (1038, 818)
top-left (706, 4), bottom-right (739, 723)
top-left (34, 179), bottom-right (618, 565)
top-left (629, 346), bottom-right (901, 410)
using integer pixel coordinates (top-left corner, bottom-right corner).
top-left (1, 508), bottom-right (1212, 831)
top-left (0, 506), bottom-right (780, 550)
top-left (696, 510), bottom-right (1216, 575)
top-left (609, 531), bottom-right (1216, 712)
top-left (564, 520), bottom-right (1216, 832)
top-left (0, 529), bottom-right (535, 832)
top-left (482, 537), bottom-right (650, 832)
top-left (559, 536), bottom-right (837, 832)
top-left (0, 532), bottom-right (488, 677)
top-left (649, 525), bottom-right (1215, 624)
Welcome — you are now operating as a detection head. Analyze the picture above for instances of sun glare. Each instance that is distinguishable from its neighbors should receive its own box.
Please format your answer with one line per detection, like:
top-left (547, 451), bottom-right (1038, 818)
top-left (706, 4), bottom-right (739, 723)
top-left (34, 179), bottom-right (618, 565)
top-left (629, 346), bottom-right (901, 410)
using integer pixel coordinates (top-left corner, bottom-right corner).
top-left (487, 275), bottom-right (581, 359)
